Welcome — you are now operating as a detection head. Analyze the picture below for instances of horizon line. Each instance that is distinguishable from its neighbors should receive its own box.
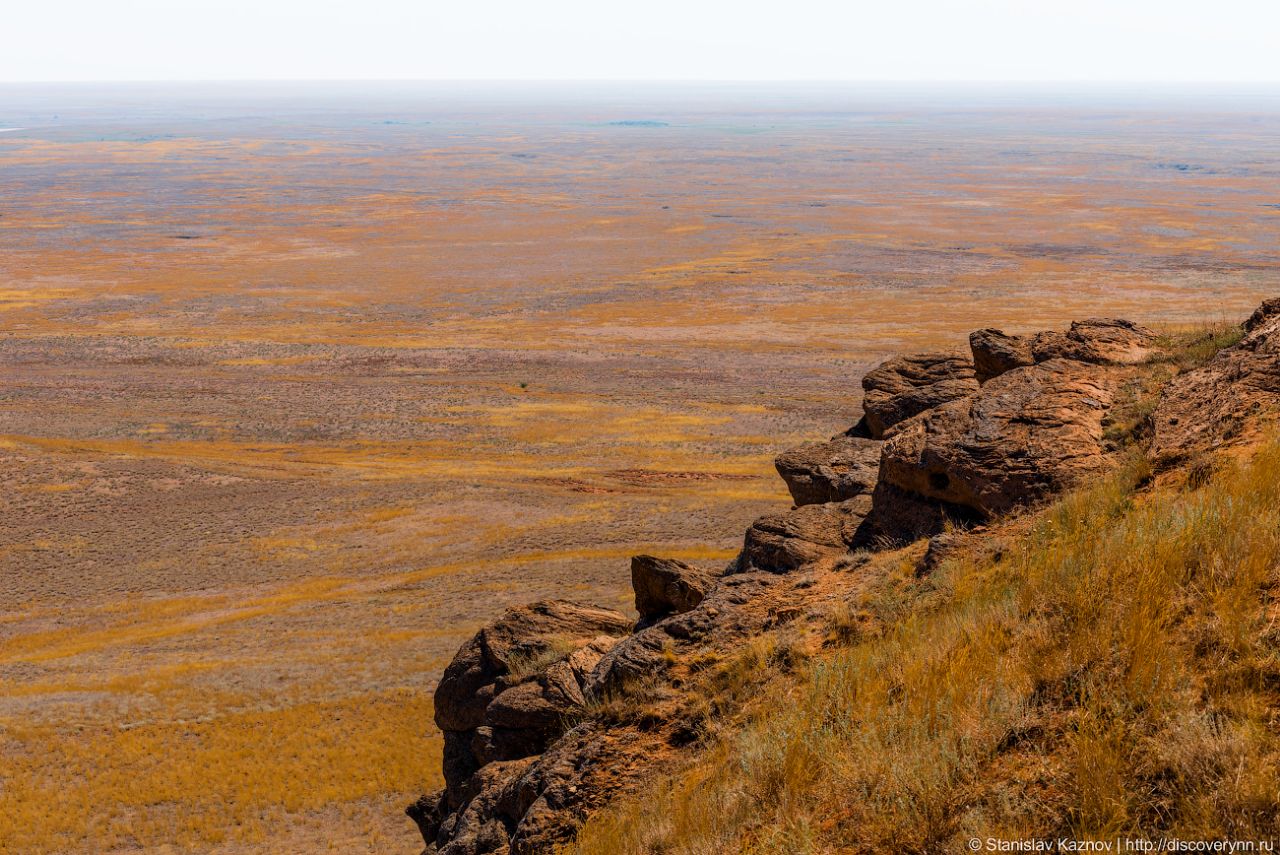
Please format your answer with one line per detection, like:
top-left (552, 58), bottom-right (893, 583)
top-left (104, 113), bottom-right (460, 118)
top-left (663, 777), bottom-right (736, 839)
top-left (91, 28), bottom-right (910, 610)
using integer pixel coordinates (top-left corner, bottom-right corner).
top-left (5, 78), bottom-right (1280, 86)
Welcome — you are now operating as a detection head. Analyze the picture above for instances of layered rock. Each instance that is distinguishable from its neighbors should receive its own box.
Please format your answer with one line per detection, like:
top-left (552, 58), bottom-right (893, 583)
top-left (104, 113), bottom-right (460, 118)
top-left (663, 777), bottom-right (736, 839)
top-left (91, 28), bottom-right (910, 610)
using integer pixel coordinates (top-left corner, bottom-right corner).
top-left (433, 600), bottom-right (630, 736)
top-left (415, 564), bottom-right (795, 854)
top-left (1151, 303), bottom-right (1280, 464)
top-left (415, 601), bottom-right (630, 851)
top-left (859, 352), bottom-right (979, 438)
top-left (878, 359), bottom-right (1118, 518)
top-left (589, 568), bottom-right (783, 698)
top-left (741, 496), bottom-right (871, 573)
top-left (1029, 318), bottom-right (1156, 366)
top-left (855, 480), bottom-right (968, 548)
top-left (411, 300), bottom-right (1280, 855)
top-left (773, 434), bottom-right (881, 506)
top-left (969, 328), bottom-right (1034, 383)
top-left (630, 555), bottom-right (713, 625)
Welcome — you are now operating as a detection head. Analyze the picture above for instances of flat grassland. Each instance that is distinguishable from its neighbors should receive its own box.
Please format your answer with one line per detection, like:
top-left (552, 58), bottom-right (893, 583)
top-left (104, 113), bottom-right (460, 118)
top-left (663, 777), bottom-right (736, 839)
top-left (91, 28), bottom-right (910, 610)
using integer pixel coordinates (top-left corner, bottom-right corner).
top-left (2, 84), bottom-right (1278, 853)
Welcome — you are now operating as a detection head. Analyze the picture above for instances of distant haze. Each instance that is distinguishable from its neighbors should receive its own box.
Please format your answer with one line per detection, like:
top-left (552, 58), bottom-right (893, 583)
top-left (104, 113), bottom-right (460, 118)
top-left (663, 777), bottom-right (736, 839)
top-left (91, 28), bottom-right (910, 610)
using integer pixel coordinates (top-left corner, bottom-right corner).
top-left (6, 0), bottom-right (1280, 83)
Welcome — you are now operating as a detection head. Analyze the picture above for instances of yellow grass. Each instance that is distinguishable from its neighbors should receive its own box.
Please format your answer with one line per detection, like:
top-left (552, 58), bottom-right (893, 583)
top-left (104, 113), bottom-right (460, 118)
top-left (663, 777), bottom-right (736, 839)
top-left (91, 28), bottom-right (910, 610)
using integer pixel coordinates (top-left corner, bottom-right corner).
top-left (0, 690), bottom-right (442, 854)
top-left (570, 438), bottom-right (1280, 853)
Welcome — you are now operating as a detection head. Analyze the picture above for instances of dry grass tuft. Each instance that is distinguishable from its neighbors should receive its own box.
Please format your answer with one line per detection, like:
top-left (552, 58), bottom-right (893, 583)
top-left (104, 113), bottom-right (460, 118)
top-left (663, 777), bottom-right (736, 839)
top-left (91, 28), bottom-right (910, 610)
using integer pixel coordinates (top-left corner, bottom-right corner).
top-left (1151, 323), bottom-right (1246, 372)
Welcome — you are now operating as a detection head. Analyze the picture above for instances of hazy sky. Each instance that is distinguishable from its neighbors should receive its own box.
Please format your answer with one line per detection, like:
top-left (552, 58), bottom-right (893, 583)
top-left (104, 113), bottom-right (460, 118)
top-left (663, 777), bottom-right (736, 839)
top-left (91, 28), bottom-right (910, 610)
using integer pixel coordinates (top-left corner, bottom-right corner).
top-left (5, 0), bottom-right (1279, 83)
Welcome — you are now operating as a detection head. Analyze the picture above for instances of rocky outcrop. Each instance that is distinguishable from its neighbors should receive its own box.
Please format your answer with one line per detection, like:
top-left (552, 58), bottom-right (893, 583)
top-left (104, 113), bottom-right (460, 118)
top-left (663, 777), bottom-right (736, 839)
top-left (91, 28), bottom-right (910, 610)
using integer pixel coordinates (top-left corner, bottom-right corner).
top-left (741, 496), bottom-right (871, 573)
top-left (410, 725), bottom-right (632, 855)
top-left (589, 568), bottom-right (783, 698)
top-left (630, 555), bottom-right (713, 624)
top-left (969, 328), bottom-right (1034, 383)
top-left (773, 434), bottom-right (881, 506)
top-left (1030, 318), bottom-right (1156, 366)
top-left (434, 600), bottom-right (630, 735)
top-left (416, 601), bottom-right (630, 851)
top-left (878, 359), bottom-right (1118, 518)
top-left (855, 480), bottom-right (969, 548)
top-left (859, 353), bottom-right (979, 438)
top-left (415, 563), bottom-right (796, 854)
top-left (1151, 303), bottom-right (1280, 464)
top-left (411, 300), bottom-right (1280, 855)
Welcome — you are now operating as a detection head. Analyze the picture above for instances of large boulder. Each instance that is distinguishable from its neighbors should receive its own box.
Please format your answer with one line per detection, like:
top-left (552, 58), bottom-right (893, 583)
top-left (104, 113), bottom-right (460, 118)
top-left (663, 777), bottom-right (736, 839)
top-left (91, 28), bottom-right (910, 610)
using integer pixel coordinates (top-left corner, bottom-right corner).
top-left (773, 434), bottom-right (881, 506)
top-left (630, 555), bottom-right (713, 624)
top-left (431, 600), bottom-right (629, 813)
top-left (879, 359), bottom-right (1118, 518)
top-left (1030, 318), bottom-right (1156, 366)
top-left (853, 480), bottom-right (965, 548)
top-left (969, 328), bottom-right (1034, 383)
top-left (860, 352), bottom-right (979, 438)
top-left (741, 496), bottom-right (870, 573)
top-left (434, 600), bottom-right (631, 733)
top-left (1151, 300), bottom-right (1280, 464)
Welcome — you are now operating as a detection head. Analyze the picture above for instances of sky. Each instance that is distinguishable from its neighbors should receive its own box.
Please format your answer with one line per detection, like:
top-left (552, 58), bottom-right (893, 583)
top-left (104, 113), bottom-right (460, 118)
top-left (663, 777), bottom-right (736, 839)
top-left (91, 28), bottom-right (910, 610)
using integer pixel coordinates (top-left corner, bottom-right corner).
top-left (4, 0), bottom-right (1279, 83)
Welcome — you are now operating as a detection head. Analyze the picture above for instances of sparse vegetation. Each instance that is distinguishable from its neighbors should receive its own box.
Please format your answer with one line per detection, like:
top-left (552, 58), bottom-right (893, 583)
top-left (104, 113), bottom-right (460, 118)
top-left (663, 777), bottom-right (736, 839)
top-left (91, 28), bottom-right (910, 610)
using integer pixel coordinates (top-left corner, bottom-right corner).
top-left (569, 436), bottom-right (1280, 853)
top-left (0, 691), bottom-right (442, 854)
top-left (5, 92), bottom-right (1275, 854)
top-left (1152, 322), bottom-right (1247, 372)
top-left (506, 635), bottom-right (583, 678)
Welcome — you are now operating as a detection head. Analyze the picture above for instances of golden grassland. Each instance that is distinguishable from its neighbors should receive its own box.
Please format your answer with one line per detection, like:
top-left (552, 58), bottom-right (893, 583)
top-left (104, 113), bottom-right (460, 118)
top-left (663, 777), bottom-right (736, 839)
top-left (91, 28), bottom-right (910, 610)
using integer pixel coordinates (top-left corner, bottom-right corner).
top-left (0, 691), bottom-right (442, 854)
top-left (4, 105), bottom-right (1280, 852)
top-left (571, 436), bottom-right (1280, 853)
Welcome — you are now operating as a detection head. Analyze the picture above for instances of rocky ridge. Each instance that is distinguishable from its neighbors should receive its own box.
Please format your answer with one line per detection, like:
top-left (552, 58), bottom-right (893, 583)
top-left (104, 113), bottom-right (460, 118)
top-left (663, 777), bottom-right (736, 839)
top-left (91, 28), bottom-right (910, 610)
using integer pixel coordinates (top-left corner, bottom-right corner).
top-left (408, 303), bottom-right (1277, 855)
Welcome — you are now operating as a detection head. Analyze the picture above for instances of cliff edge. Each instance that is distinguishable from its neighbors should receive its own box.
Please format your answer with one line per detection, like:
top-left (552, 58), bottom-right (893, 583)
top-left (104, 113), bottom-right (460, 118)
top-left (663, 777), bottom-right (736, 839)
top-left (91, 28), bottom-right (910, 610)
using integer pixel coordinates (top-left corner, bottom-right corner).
top-left (408, 300), bottom-right (1280, 854)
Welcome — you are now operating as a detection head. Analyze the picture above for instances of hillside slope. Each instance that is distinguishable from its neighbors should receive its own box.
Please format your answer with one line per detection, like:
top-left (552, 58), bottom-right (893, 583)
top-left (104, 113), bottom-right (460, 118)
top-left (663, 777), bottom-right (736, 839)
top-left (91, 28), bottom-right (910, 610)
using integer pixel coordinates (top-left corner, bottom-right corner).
top-left (408, 299), bottom-right (1280, 854)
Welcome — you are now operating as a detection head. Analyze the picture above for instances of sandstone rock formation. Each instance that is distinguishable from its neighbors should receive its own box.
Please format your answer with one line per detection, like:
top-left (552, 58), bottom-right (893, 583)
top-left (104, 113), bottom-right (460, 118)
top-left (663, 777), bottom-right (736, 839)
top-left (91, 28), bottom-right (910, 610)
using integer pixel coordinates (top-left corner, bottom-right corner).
top-left (414, 563), bottom-right (798, 855)
top-left (415, 600), bottom-right (631, 852)
top-left (1151, 301), bottom-right (1280, 464)
top-left (1029, 318), bottom-right (1156, 365)
top-left (878, 359), bottom-right (1118, 518)
top-left (410, 301), bottom-right (1280, 855)
top-left (773, 434), bottom-right (881, 506)
top-left (859, 352), bottom-right (979, 438)
top-left (741, 496), bottom-right (871, 573)
top-left (969, 328), bottom-right (1034, 383)
top-left (630, 555), bottom-right (713, 625)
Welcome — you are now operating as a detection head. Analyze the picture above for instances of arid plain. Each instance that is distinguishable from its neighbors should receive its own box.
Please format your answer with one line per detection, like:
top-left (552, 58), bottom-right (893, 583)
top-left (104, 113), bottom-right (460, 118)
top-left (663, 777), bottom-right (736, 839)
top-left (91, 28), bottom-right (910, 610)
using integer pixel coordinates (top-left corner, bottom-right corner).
top-left (2, 84), bottom-right (1279, 853)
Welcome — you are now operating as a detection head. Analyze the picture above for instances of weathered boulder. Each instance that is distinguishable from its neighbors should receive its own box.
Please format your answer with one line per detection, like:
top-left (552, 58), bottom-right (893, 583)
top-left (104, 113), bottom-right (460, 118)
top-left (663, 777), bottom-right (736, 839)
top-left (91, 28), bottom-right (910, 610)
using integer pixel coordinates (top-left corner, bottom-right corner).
top-left (630, 555), bottom-right (713, 624)
top-left (741, 496), bottom-right (870, 573)
top-left (854, 480), bottom-right (964, 548)
top-left (773, 434), bottom-right (881, 506)
top-left (416, 560), bottom-right (802, 854)
top-left (1030, 318), bottom-right (1156, 366)
top-left (969, 328), bottom-right (1034, 383)
top-left (434, 600), bottom-right (631, 733)
top-left (412, 722), bottom-right (636, 855)
top-left (413, 601), bottom-right (631, 854)
top-left (879, 359), bottom-right (1118, 518)
top-left (860, 352), bottom-right (979, 438)
top-left (1151, 301), bottom-right (1280, 464)
top-left (434, 758), bottom-right (537, 855)
top-left (589, 570), bottom-right (777, 697)
top-left (430, 600), bottom-right (629, 819)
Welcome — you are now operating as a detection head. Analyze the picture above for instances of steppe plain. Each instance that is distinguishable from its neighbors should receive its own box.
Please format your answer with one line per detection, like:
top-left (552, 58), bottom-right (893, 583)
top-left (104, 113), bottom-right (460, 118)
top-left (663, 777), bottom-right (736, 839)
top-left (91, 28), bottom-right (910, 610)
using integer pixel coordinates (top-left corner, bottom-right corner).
top-left (2, 84), bottom-right (1279, 852)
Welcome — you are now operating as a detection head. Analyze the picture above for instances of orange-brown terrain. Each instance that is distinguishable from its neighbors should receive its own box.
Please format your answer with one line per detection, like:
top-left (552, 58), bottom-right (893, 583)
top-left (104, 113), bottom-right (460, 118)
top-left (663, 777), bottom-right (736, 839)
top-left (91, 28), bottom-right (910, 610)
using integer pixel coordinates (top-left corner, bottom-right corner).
top-left (1, 83), bottom-right (1278, 853)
